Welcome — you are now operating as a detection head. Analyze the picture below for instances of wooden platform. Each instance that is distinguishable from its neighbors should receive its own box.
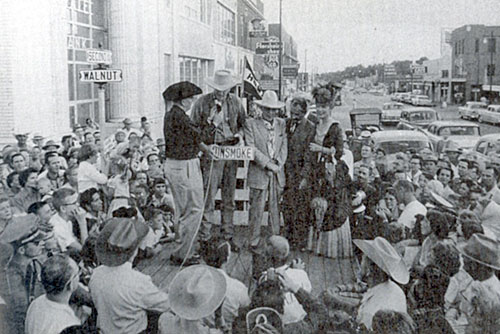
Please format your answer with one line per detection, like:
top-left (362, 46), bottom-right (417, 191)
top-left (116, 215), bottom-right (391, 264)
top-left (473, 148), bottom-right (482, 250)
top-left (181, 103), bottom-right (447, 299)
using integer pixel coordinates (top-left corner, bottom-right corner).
top-left (136, 227), bottom-right (358, 295)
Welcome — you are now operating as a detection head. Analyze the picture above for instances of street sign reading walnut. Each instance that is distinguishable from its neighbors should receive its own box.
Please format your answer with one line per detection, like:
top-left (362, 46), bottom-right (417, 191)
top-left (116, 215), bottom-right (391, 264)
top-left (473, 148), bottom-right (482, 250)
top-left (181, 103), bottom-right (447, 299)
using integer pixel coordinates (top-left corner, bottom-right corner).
top-left (79, 70), bottom-right (123, 83)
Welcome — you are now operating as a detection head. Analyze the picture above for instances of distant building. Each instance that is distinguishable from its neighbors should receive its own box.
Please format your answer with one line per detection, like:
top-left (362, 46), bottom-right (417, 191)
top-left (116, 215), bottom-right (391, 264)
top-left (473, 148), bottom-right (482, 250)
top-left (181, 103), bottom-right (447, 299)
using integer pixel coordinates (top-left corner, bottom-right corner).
top-left (450, 24), bottom-right (500, 103)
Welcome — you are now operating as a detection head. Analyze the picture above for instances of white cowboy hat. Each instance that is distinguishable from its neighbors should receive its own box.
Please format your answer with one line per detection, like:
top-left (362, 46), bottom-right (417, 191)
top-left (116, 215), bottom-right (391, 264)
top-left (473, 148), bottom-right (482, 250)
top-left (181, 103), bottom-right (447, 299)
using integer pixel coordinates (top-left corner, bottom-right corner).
top-left (353, 237), bottom-right (409, 284)
top-left (254, 90), bottom-right (285, 109)
top-left (169, 265), bottom-right (227, 320)
top-left (458, 233), bottom-right (500, 270)
top-left (206, 70), bottom-right (240, 91)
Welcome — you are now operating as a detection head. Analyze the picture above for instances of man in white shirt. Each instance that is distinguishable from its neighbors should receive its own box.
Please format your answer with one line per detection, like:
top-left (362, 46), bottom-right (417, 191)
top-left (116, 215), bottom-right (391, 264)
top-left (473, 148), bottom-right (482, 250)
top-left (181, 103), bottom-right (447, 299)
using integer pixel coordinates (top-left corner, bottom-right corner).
top-left (49, 188), bottom-right (88, 254)
top-left (201, 239), bottom-right (250, 327)
top-left (394, 179), bottom-right (427, 232)
top-left (482, 166), bottom-right (500, 205)
top-left (25, 255), bottom-right (82, 334)
top-left (90, 218), bottom-right (170, 334)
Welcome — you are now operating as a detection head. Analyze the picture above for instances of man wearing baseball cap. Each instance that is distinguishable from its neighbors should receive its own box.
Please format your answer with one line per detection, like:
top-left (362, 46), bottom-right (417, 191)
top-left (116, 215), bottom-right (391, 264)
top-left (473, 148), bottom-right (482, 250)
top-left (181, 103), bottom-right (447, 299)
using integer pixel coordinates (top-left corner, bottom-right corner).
top-left (0, 215), bottom-right (51, 334)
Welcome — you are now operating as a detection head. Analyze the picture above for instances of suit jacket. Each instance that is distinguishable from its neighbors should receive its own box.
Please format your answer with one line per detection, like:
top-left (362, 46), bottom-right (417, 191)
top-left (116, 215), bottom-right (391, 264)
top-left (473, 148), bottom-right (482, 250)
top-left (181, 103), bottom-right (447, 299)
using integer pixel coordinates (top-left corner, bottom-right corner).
top-left (244, 117), bottom-right (287, 190)
top-left (284, 117), bottom-right (315, 189)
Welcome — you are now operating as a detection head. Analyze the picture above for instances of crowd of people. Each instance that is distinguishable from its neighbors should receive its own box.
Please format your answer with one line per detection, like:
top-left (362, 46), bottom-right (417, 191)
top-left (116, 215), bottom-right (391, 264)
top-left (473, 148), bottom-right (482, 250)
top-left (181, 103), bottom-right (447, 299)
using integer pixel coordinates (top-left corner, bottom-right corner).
top-left (0, 69), bottom-right (499, 333)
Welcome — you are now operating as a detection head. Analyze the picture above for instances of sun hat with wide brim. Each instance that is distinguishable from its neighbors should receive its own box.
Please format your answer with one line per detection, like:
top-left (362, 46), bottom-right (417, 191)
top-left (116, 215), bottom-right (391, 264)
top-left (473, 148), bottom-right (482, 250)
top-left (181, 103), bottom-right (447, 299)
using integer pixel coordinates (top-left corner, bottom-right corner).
top-left (458, 233), bottom-right (500, 270)
top-left (169, 264), bottom-right (227, 320)
top-left (95, 218), bottom-right (149, 267)
top-left (353, 237), bottom-right (409, 284)
top-left (206, 69), bottom-right (240, 91)
top-left (254, 90), bottom-right (285, 109)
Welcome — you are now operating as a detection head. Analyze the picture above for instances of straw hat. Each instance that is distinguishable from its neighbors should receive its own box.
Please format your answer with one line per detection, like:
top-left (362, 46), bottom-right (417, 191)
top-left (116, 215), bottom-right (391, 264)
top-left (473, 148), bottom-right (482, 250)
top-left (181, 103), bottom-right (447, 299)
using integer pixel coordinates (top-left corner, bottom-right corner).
top-left (458, 233), bottom-right (500, 270)
top-left (95, 218), bottom-right (149, 266)
top-left (353, 237), bottom-right (409, 284)
top-left (206, 70), bottom-right (240, 91)
top-left (168, 265), bottom-right (226, 320)
top-left (254, 90), bottom-right (285, 109)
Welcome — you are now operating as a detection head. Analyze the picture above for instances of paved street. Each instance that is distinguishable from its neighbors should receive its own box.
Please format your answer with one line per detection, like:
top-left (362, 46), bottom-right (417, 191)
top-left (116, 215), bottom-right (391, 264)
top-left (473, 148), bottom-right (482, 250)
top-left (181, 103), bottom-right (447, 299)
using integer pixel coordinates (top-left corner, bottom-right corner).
top-left (333, 91), bottom-right (500, 136)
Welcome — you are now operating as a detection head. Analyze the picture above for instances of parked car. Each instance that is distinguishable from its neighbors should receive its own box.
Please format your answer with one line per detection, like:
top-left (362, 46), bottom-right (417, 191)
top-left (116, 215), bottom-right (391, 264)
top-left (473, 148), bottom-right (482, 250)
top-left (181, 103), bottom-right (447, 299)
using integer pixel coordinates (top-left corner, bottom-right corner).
top-left (381, 102), bottom-right (405, 125)
top-left (458, 102), bottom-right (488, 121)
top-left (411, 95), bottom-right (434, 106)
top-left (399, 92), bottom-right (411, 103)
top-left (478, 104), bottom-right (500, 125)
top-left (420, 120), bottom-right (480, 153)
top-left (396, 107), bottom-right (439, 130)
top-left (471, 133), bottom-right (500, 166)
top-left (370, 130), bottom-right (433, 164)
top-left (391, 93), bottom-right (402, 101)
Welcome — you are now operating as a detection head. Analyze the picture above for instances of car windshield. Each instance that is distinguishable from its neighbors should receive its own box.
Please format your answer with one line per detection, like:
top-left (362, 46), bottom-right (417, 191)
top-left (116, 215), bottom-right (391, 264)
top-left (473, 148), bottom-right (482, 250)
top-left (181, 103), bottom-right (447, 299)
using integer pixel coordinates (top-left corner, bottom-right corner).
top-left (377, 140), bottom-right (430, 154)
top-left (409, 111), bottom-right (435, 121)
top-left (438, 126), bottom-right (479, 136)
top-left (469, 103), bottom-right (486, 109)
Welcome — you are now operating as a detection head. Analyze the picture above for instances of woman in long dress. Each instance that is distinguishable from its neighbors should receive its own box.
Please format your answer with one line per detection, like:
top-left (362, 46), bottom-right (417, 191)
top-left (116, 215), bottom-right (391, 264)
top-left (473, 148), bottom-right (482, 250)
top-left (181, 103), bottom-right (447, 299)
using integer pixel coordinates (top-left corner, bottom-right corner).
top-left (306, 85), bottom-right (353, 258)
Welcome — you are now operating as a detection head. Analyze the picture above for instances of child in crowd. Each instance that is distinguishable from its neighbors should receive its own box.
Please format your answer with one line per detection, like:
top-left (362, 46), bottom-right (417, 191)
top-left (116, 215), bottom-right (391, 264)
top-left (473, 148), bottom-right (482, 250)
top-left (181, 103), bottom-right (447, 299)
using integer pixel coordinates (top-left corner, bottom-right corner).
top-left (107, 156), bottom-right (132, 218)
top-left (37, 177), bottom-right (54, 205)
top-left (140, 206), bottom-right (175, 256)
top-left (149, 178), bottom-right (175, 213)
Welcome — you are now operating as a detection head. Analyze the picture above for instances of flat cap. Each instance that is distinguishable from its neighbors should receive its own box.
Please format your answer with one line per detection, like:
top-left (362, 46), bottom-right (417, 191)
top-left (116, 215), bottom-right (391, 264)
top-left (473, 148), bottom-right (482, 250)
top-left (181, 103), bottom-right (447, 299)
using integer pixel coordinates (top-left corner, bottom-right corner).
top-left (162, 81), bottom-right (202, 102)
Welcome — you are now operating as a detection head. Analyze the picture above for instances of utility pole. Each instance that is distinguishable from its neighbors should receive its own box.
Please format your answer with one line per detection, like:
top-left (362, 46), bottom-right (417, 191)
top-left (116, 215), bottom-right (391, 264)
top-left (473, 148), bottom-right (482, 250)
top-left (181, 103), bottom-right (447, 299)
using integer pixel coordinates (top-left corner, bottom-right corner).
top-left (489, 31), bottom-right (494, 101)
top-left (278, 0), bottom-right (282, 99)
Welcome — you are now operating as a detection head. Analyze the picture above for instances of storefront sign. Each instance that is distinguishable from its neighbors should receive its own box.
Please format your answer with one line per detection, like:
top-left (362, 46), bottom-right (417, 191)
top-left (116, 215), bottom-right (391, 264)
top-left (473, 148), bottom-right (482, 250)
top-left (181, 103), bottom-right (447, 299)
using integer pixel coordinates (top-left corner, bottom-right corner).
top-left (67, 35), bottom-right (92, 50)
top-left (86, 49), bottom-right (113, 65)
top-left (79, 69), bottom-right (122, 82)
top-left (249, 18), bottom-right (268, 38)
top-left (260, 80), bottom-right (279, 91)
top-left (256, 37), bottom-right (282, 55)
top-left (210, 145), bottom-right (254, 160)
top-left (282, 65), bottom-right (298, 77)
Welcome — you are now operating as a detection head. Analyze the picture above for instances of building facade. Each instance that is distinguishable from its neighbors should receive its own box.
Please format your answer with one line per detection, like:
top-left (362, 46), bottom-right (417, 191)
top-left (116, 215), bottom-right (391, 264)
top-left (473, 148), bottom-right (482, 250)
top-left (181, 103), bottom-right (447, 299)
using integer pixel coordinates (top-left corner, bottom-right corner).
top-left (451, 24), bottom-right (500, 103)
top-left (0, 0), bottom-right (270, 145)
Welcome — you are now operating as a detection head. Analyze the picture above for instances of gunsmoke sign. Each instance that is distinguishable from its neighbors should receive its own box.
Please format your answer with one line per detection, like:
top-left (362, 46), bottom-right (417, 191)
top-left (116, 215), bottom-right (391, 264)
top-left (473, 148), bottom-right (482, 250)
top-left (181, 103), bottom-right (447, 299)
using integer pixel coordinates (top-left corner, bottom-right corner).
top-left (210, 146), bottom-right (255, 160)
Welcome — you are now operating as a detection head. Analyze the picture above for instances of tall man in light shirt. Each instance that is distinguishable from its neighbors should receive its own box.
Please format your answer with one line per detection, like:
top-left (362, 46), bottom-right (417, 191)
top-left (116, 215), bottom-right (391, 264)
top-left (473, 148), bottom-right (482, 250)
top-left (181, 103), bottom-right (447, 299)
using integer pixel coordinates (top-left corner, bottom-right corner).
top-left (191, 70), bottom-right (246, 251)
top-left (394, 179), bottom-right (427, 234)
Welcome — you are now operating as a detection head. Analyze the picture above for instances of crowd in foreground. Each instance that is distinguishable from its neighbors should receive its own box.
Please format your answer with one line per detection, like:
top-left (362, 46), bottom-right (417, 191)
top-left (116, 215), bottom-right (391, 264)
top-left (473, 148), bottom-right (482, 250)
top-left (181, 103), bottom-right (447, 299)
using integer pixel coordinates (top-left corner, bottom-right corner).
top-left (0, 70), bottom-right (499, 334)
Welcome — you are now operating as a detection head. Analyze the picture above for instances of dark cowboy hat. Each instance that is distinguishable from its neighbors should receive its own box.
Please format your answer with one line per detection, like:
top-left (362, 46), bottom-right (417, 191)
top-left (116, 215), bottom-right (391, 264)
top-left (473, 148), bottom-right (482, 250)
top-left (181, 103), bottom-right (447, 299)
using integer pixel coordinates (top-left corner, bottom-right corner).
top-left (162, 81), bottom-right (202, 102)
top-left (95, 218), bottom-right (149, 266)
top-left (458, 233), bottom-right (500, 270)
top-left (42, 140), bottom-right (61, 151)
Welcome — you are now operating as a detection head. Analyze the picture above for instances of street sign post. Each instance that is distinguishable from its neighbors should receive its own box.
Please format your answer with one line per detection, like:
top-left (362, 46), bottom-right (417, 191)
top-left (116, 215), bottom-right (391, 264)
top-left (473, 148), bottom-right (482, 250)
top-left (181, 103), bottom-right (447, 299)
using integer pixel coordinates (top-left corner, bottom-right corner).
top-left (86, 49), bottom-right (113, 65)
top-left (79, 69), bottom-right (122, 83)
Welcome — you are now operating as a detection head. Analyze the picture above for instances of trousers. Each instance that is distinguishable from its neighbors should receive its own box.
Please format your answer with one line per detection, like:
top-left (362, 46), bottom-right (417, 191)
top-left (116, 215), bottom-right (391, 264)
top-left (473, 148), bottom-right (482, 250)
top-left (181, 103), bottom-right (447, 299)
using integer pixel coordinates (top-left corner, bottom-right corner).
top-left (248, 175), bottom-right (282, 247)
top-left (199, 158), bottom-right (237, 240)
top-left (164, 158), bottom-right (204, 260)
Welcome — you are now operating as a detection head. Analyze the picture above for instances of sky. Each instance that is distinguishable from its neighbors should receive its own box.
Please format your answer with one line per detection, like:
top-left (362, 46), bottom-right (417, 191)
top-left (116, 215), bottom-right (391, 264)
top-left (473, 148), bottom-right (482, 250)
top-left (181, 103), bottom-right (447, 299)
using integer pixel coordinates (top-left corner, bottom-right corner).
top-left (264, 0), bottom-right (500, 73)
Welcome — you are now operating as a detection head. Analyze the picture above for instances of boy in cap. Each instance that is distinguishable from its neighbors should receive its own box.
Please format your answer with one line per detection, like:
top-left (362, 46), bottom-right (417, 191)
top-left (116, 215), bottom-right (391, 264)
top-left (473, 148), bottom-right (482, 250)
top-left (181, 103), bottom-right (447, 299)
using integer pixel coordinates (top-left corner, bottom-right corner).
top-left (0, 215), bottom-right (50, 334)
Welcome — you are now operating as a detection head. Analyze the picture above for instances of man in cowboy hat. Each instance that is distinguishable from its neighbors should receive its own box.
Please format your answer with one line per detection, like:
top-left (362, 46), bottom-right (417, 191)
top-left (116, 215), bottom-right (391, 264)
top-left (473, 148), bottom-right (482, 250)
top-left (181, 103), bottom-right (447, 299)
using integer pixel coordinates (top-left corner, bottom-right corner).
top-left (158, 264), bottom-right (227, 333)
top-left (32, 133), bottom-right (44, 149)
top-left (163, 81), bottom-right (205, 265)
top-left (244, 90), bottom-right (287, 251)
top-left (13, 132), bottom-right (30, 151)
top-left (352, 237), bottom-right (409, 330)
top-left (191, 69), bottom-right (246, 249)
top-left (90, 218), bottom-right (170, 334)
top-left (121, 117), bottom-right (141, 139)
top-left (458, 233), bottom-right (500, 332)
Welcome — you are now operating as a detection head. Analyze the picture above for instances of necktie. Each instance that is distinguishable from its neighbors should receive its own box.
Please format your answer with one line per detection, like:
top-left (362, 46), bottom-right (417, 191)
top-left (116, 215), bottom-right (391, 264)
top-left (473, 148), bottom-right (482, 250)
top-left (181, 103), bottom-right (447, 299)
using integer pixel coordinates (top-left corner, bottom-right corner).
top-left (264, 120), bottom-right (275, 158)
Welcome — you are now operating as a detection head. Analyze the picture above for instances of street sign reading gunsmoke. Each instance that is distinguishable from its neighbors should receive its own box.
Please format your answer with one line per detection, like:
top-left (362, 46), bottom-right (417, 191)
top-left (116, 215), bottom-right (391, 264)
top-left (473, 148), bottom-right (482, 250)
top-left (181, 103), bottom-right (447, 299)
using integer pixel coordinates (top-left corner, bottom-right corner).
top-left (79, 69), bottom-right (122, 83)
top-left (210, 146), bottom-right (255, 160)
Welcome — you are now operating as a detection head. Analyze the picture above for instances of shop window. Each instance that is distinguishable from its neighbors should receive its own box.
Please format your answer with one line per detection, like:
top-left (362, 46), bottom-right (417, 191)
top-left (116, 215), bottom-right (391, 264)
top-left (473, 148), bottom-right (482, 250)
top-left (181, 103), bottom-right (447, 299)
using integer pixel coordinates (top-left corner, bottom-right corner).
top-left (179, 56), bottom-right (213, 92)
top-left (214, 2), bottom-right (236, 45)
top-left (441, 70), bottom-right (449, 78)
top-left (184, 0), bottom-right (210, 23)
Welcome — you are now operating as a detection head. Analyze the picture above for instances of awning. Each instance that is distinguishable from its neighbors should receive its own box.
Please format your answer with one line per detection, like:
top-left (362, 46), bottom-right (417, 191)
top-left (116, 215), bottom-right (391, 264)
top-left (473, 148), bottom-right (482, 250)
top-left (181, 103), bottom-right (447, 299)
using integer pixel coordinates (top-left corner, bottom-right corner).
top-left (482, 84), bottom-right (500, 92)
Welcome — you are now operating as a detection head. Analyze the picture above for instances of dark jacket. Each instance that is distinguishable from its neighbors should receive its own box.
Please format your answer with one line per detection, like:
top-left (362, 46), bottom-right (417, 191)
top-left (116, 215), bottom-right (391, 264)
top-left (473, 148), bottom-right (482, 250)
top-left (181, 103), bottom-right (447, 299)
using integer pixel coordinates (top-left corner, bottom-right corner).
top-left (284, 117), bottom-right (315, 190)
top-left (163, 105), bottom-right (202, 160)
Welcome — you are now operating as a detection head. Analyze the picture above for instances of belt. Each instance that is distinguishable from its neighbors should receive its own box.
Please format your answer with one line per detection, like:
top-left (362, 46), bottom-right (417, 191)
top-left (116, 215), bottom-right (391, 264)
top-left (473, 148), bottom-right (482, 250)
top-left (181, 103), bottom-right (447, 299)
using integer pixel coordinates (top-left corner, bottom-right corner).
top-left (113, 196), bottom-right (129, 200)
